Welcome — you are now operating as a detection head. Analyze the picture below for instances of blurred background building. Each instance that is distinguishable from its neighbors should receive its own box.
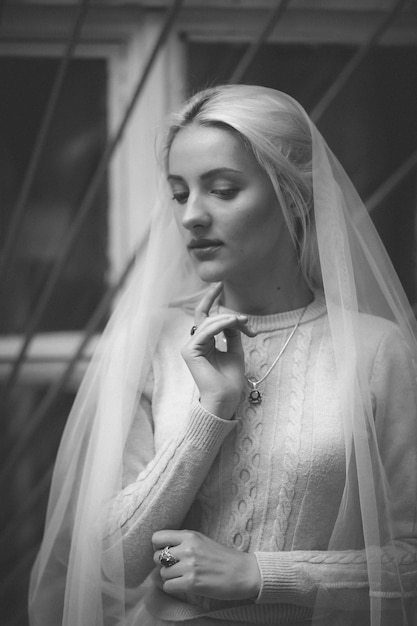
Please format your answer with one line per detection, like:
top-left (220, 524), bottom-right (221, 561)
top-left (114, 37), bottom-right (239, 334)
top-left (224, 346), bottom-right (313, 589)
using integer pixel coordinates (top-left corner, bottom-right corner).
top-left (0, 1), bottom-right (416, 624)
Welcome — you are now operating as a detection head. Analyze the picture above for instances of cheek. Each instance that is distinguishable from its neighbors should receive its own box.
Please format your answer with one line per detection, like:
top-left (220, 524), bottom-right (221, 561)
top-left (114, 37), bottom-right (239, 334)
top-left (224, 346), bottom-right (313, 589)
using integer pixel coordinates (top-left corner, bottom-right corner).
top-left (233, 207), bottom-right (281, 243)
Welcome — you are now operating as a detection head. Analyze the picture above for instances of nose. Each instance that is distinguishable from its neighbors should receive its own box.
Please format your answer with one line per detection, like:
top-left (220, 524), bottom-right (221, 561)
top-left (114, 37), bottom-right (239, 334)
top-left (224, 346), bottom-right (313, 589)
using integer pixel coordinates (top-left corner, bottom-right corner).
top-left (181, 192), bottom-right (211, 230)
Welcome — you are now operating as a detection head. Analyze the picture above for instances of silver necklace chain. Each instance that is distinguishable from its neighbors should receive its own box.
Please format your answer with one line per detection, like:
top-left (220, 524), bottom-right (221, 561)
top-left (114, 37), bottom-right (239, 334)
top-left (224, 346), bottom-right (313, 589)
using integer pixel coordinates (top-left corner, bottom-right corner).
top-left (246, 304), bottom-right (308, 405)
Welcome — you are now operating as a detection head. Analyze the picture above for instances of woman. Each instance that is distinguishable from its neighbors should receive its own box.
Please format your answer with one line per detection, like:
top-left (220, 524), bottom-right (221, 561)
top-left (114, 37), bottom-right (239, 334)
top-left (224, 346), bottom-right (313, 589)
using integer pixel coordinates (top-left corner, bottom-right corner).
top-left (29, 85), bottom-right (417, 626)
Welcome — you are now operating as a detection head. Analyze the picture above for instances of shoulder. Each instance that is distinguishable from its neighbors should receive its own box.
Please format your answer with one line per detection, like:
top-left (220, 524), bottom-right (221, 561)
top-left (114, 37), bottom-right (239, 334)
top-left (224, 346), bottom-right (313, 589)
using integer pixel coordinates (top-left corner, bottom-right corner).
top-left (357, 312), bottom-right (401, 346)
top-left (355, 313), bottom-right (415, 383)
top-left (321, 307), bottom-right (414, 374)
top-left (356, 313), bottom-right (408, 353)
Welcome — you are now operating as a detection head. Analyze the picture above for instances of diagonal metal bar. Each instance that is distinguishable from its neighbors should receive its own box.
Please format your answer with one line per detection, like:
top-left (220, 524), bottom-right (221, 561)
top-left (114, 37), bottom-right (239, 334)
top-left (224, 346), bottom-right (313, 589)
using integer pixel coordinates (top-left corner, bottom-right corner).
top-left (228, 0), bottom-right (292, 84)
top-left (3, 0), bottom-right (184, 396)
top-left (0, 235), bottom-right (146, 486)
top-left (366, 148), bottom-right (417, 213)
top-left (310, 0), bottom-right (409, 123)
top-left (0, 0), bottom-right (91, 283)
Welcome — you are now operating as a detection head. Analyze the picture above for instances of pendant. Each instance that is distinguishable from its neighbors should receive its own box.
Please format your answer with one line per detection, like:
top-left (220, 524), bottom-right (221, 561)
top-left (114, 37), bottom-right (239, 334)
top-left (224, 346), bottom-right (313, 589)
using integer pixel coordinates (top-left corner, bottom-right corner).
top-left (248, 382), bottom-right (262, 404)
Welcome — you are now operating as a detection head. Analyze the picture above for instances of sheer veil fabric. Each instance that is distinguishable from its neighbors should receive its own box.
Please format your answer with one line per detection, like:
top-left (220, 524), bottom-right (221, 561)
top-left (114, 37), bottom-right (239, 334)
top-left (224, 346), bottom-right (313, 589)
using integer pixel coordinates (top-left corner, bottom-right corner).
top-left (28, 86), bottom-right (417, 626)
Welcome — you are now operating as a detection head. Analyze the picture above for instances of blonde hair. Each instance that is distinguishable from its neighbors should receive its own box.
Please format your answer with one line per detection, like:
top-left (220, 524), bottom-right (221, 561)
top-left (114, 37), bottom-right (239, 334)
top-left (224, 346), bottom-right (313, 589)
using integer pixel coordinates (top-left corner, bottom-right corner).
top-left (162, 84), bottom-right (321, 290)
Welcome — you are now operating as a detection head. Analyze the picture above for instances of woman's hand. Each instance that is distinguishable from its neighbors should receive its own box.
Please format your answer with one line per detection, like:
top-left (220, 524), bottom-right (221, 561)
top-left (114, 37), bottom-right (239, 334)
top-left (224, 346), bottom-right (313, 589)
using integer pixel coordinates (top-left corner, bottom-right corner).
top-left (182, 283), bottom-right (256, 419)
top-left (152, 529), bottom-right (261, 601)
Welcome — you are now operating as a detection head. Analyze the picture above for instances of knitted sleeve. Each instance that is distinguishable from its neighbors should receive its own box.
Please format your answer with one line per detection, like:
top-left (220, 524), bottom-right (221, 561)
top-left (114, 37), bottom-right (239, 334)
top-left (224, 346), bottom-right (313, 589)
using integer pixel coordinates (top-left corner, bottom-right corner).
top-left (103, 367), bottom-right (236, 587)
top-left (254, 325), bottom-right (417, 610)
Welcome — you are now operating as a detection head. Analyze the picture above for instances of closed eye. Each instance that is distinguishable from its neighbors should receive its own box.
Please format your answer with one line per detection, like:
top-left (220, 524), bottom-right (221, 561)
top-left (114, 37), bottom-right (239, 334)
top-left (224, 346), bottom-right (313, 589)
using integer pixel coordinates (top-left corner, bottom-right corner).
top-left (211, 188), bottom-right (239, 200)
top-left (172, 192), bottom-right (189, 205)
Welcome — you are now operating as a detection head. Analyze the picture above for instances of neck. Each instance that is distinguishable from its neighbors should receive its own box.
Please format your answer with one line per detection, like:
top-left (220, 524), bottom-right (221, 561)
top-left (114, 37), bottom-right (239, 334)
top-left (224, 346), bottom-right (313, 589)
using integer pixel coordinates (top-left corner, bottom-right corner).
top-left (222, 268), bottom-right (313, 316)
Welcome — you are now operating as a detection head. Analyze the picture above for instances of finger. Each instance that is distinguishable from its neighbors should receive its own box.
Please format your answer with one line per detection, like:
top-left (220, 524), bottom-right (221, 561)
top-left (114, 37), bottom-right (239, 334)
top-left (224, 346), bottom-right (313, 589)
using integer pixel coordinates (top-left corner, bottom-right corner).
top-left (153, 545), bottom-right (181, 568)
top-left (159, 560), bottom-right (183, 581)
top-left (222, 326), bottom-right (244, 356)
top-left (152, 529), bottom-right (189, 550)
top-left (162, 576), bottom-right (193, 597)
top-left (194, 282), bottom-right (223, 325)
top-left (223, 319), bottom-right (257, 339)
top-left (190, 314), bottom-right (256, 347)
top-left (151, 563), bottom-right (186, 602)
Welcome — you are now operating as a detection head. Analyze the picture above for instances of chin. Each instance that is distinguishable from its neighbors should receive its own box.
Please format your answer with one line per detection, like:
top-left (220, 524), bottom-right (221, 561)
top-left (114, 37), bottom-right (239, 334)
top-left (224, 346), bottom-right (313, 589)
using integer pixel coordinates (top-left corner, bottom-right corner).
top-left (193, 263), bottom-right (227, 284)
top-left (197, 273), bottom-right (224, 285)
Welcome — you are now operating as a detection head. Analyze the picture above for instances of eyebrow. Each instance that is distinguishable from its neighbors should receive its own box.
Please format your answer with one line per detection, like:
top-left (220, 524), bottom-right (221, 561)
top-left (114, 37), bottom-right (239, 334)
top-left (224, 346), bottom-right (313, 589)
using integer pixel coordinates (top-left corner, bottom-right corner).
top-left (167, 167), bottom-right (243, 182)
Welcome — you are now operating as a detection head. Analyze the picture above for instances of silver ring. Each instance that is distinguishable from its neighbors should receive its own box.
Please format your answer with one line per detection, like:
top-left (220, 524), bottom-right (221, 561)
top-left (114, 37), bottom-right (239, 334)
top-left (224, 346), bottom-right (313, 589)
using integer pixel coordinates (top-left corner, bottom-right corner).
top-left (190, 325), bottom-right (198, 336)
top-left (159, 546), bottom-right (179, 568)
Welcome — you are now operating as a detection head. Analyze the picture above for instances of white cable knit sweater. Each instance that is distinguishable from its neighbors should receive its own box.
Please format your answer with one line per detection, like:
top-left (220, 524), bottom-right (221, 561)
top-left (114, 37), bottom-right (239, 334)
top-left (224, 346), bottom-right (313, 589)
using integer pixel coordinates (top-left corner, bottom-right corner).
top-left (104, 294), bottom-right (417, 625)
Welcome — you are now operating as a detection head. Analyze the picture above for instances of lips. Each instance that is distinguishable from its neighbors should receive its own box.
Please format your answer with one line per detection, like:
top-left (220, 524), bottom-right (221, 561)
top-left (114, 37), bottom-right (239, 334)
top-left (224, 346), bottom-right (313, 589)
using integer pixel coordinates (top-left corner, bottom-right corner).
top-left (187, 238), bottom-right (223, 259)
top-left (187, 238), bottom-right (223, 250)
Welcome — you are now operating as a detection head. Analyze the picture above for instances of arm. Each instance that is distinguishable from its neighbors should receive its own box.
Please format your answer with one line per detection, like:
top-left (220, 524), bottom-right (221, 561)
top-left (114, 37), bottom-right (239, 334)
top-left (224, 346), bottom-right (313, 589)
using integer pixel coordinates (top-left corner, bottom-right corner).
top-left (103, 394), bottom-right (236, 587)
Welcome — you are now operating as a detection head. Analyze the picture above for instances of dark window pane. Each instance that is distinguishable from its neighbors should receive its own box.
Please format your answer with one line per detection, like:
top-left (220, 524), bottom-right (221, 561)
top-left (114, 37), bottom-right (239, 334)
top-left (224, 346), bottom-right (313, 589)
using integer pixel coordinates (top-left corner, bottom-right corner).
top-left (0, 57), bottom-right (109, 333)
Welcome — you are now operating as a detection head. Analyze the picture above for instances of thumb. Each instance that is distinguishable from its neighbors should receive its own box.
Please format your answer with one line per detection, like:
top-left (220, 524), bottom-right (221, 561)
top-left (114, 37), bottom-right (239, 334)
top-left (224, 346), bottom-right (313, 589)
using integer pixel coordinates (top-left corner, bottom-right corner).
top-left (223, 326), bottom-right (244, 356)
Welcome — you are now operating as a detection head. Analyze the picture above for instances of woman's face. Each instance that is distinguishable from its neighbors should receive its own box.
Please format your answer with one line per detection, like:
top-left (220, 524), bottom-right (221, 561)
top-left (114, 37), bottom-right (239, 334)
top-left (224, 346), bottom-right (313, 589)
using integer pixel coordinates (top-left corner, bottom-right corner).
top-left (167, 123), bottom-right (291, 287)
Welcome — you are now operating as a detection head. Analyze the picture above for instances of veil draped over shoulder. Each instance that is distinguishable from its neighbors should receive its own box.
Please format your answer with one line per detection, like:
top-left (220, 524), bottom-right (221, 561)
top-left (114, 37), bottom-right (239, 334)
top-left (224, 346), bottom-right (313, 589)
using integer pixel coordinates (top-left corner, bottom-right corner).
top-left (28, 86), bottom-right (417, 626)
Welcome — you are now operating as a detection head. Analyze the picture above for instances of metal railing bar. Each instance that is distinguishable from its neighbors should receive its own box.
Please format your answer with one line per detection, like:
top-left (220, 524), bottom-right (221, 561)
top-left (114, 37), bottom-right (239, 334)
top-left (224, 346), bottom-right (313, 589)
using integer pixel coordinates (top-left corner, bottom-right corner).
top-left (3, 0), bottom-right (184, 396)
top-left (228, 0), bottom-right (292, 84)
top-left (0, 0), bottom-right (91, 283)
top-left (366, 148), bottom-right (417, 213)
top-left (0, 235), bottom-right (146, 486)
top-left (310, 0), bottom-right (409, 123)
